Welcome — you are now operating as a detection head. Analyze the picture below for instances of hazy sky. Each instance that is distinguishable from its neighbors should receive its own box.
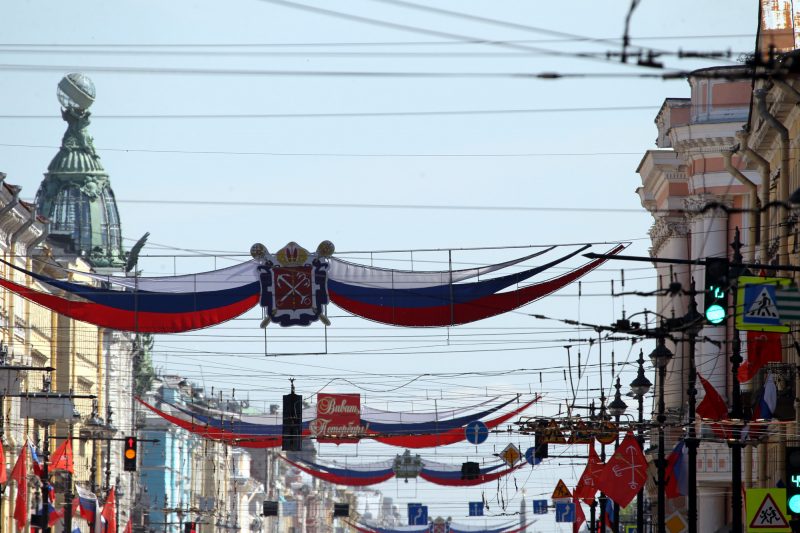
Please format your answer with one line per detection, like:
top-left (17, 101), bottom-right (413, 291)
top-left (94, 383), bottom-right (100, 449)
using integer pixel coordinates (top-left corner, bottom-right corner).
top-left (1, 1), bottom-right (758, 530)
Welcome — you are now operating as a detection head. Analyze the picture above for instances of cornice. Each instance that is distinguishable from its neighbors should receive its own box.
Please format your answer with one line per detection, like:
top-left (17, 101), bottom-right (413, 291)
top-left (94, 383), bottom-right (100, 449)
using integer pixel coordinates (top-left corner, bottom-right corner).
top-left (649, 218), bottom-right (689, 256)
top-left (684, 194), bottom-right (731, 220)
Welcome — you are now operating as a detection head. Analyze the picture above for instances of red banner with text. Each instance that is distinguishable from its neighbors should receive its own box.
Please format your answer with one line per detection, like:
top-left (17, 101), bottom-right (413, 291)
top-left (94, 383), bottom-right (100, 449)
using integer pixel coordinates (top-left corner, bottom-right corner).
top-left (311, 394), bottom-right (367, 443)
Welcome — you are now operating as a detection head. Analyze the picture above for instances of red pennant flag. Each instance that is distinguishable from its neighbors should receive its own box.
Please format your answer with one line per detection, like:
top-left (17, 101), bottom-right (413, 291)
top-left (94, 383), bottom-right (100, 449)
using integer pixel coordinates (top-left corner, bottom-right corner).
top-left (102, 486), bottom-right (117, 533)
top-left (0, 439), bottom-right (7, 484)
top-left (573, 442), bottom-right (604, 505)
top-left (572, 495), bottom-right (586, 533)
top-left (596, 431), bottom-right (647, 508)
top-left (697, 373), bottom-right (731, 438)
top-left (10, 443), bottom-right (28, 531)
top-left (124, 519), bottom-right (133, 533)
top-left (697, 374), bottom-right (729, 420)
top-left (50, 438), bottom-right (74, 474)
top-left (738, 331), bottom-right (782, 382)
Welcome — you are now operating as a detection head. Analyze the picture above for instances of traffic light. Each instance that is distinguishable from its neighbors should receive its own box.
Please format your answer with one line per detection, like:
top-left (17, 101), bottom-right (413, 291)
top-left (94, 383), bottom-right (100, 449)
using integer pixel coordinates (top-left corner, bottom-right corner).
top-left (534, 428), bottom-right (548, 460)
top-left (183, 521), bottom-right (197, 533)
top-left (263, 501), bottom-right (279, 516)
top-left (30, 513), bottom-right (47, 530)
top-left (123, 436), bottom-right (137, 472)
top-left (786, 446), bottom-right (800, 514)
top-left (333, 503), bottom-right (350, 517)
top-left (704, 257), bottom-right (730, 325)
top-left (282, 389), bottom-right (303, 452)
top-left (461, 461), bottom-right (480, 480)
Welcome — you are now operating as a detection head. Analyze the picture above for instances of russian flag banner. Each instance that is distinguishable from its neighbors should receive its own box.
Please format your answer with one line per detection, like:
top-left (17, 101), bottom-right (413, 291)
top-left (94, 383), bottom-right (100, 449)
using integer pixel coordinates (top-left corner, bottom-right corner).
top-left (75, 485), bottom-right (98, 523)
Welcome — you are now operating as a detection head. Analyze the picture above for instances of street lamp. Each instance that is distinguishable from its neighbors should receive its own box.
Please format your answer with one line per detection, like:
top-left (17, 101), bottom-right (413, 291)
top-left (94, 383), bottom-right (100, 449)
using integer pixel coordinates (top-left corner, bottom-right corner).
top-left (649, 336), bottom-right (674, 533)
top-left (608, 377), bottom-right (627, 533)
top-left (630, 349), bottom-right (652, 533)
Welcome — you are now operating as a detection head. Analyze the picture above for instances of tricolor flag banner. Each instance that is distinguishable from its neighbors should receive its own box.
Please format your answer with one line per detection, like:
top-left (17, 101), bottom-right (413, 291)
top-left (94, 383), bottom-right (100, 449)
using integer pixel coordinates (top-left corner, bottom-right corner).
top-left (664, 440), bottom-right (688, 499)
top-left (75, 485), bottom-right (98, 523)
top-left (29, 441), bottom-right (43, 476)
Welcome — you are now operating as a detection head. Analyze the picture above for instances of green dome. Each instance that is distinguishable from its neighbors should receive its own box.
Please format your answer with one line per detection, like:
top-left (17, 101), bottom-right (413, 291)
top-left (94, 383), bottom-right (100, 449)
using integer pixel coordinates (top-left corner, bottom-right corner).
top-left (36, 105), bottom-right (124, 268)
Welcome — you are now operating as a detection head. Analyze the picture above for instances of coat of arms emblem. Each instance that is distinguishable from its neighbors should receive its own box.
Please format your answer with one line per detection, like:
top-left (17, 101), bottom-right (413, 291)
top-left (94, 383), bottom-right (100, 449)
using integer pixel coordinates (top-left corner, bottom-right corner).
top-left (251, 241), bottom-right (334, 327)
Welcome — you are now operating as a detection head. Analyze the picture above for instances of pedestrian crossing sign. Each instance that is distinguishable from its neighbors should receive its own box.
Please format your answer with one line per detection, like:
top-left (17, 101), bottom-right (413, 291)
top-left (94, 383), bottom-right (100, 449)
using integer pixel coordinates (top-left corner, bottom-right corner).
top-left (736, 277), bottom-right (792, 333)
top-left (746, 488), bottom-right (790, 532)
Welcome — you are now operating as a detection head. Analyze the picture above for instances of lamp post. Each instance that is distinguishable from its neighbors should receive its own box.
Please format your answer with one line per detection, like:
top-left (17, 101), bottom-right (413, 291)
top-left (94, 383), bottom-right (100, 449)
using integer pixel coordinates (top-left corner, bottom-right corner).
top-left (630, 349), bottom-right (652, 533)
top-left (608, 377), bottom-right (628, 533)
top-left (649, 335), bottom-right (674, 533)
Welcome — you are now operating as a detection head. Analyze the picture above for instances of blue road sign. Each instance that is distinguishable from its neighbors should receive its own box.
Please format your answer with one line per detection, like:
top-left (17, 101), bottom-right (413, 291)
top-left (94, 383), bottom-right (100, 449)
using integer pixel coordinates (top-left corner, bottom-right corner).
top-left (524, 447), bottom-right (542, 466)
top-left (408, 503), bottom-right (428, 525)
top-left (555, 502), bottom-right (575, 523)
top-left (625, 526), bottom-right (638, 533)
top-left (465, 420), bottom-right (489, 445)
top-left (468, 502), bottom-right (484, 516)
top-left (532, 500), bottom-right (548, 514)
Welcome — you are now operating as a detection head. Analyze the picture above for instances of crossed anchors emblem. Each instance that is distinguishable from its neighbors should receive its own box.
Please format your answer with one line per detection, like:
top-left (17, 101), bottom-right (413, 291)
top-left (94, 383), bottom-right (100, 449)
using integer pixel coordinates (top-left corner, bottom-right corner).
top-left (611, 444), bottom-right (641, 490)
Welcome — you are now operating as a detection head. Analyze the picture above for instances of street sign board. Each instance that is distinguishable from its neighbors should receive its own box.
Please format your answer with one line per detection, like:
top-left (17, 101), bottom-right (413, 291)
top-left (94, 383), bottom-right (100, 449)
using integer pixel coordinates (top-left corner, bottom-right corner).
top-left (554, 502), bottom-right (575, 523)
top-left (524, 447), bottom-right (541, 466)
top-left (500, 443), bottom-right (521, 466)
top-left (745, 488), bottom-right (790, 532)
top-left (736, 276), bottom-right (792, 332)
top-left (552, 479), bottom-right (572, 500)
top-left (407, 503), bottom-right (428, 526)
top-left (532, 500), bottom-right (548, 514)
top-left (464, 420), bottom-right (489, 445)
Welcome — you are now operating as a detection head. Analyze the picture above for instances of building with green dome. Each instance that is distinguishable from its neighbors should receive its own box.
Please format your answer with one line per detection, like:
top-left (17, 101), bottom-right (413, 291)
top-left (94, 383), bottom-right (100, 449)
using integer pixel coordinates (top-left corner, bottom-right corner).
top-left (35, 73), bottom-right (125, 269)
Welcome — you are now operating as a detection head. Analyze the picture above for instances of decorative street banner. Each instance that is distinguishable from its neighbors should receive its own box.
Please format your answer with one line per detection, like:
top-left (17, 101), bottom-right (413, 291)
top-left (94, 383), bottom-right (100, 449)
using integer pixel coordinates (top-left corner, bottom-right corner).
top-left (137, 394), bottom-right (538, 449)
top-left (253, 241), bottom-right (333, 327)
top-left (0, 242), bottom-right (625, 333)
top-left (312, 393), bottom-right (365, 443)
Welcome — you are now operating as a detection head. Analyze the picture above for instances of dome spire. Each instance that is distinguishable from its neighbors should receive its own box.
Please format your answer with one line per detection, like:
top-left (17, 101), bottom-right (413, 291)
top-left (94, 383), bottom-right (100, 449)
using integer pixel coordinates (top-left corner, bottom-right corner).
top-left (36, 74), bottom-right (125, 268)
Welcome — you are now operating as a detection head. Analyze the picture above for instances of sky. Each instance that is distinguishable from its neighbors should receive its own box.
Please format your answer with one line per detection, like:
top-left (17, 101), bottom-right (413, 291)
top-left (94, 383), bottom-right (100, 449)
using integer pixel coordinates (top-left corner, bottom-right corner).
top-left (0, 1), bottom-right (759, 531)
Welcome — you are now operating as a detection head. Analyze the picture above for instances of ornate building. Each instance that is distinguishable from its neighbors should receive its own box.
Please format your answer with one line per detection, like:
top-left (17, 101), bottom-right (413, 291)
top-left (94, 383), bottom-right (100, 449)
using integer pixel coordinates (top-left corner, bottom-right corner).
top-left (636, 65), bottom-right (758, 531)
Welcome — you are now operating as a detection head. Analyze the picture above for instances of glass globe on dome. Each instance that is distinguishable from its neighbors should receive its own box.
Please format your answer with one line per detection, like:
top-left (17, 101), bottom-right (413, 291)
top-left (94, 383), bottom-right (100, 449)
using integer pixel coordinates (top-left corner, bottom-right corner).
top-left (57, 73), bottom-right (96, 112)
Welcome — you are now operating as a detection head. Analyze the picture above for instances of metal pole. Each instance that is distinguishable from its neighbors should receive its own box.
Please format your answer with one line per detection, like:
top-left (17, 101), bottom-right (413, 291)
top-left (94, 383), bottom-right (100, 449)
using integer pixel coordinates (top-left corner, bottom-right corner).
top-left (599, 409), bottom-right (607, 531)
top-left (636, 386), bottom-right (645, 533)
top-left (658, 362), bottom-right (667, 533)
top-left (685, 289), bottom-right (701, 533)
top-left (686, 333), bottom-right (699, 533)
top-left (614, 411), bottom-right (621, 533)
top-left (41, 423), bottom-right (52, 533)
top-left (730, 229), bottom-right (744, 533)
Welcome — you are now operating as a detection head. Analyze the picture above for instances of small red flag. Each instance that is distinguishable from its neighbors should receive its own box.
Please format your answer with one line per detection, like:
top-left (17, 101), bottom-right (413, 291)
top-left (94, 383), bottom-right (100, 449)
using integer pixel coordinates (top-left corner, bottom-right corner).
top-left (596, 432), bottom-right (648, 508)
top-left (738, 331), bottom-right (782, 382)
top-left (572, 495), bottom-right (586, 533)
top-left (124, 519), bottom-right (133, 533)
top-left (50, 438), bottom-right (74, 474)
top-left (696, 374), bottom-right (729, 420)
top-left (0, 439), bottom-right (7, 484)
top-left (102, 486), bottom-right (117, 533)
top-left (573, 442), bottom-right (604, 505)
top-left (10, 443), bottom-right (28, 531)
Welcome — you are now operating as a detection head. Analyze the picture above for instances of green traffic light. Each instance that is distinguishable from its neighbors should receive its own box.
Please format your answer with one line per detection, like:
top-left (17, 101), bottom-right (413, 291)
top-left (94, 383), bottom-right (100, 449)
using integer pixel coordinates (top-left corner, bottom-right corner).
top-left (789, 494), bottom-right (800, 514)
top-left (705, 304), bottom-right (726, 324)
